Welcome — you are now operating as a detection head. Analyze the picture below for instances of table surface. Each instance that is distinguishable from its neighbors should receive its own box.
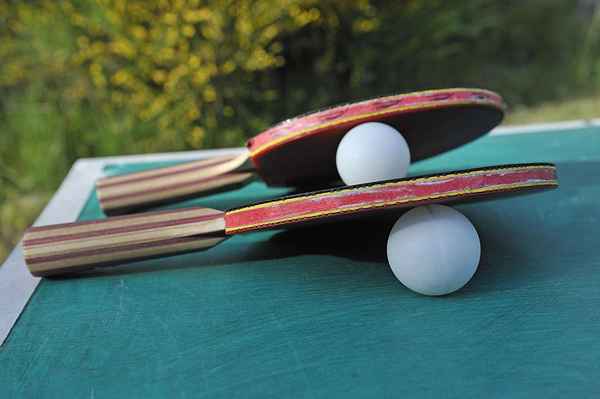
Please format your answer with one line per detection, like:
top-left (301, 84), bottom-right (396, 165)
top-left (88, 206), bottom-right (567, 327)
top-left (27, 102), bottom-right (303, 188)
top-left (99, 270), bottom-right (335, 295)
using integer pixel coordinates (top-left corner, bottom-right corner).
top-left (1, 124), bottom-right (600, 398)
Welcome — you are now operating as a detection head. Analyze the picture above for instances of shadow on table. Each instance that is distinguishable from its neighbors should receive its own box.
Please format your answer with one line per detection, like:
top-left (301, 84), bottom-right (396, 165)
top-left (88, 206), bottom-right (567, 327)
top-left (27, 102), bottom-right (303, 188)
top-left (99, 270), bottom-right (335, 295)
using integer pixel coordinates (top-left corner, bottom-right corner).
top-left (57, 209), bottom-right (541, 296)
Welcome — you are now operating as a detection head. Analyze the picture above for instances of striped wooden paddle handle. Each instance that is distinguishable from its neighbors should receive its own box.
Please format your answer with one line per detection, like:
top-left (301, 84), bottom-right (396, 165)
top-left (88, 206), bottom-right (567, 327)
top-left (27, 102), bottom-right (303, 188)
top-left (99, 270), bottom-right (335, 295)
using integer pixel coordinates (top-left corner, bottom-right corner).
top-left (96, 152), bottom-right (255, 215)
top-left (22, 207), bottom-right (227, 277)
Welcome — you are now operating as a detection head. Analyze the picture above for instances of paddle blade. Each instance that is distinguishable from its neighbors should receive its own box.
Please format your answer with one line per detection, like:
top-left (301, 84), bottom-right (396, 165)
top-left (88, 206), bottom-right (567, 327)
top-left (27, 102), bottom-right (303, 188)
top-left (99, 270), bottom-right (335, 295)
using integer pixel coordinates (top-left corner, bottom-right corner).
top-left (23, 208), bottom-right (226, 277)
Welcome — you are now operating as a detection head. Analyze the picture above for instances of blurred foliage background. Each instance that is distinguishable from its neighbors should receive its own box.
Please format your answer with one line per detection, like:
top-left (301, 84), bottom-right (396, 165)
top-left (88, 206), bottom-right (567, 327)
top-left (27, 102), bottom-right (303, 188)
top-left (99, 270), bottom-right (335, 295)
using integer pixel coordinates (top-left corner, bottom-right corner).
top-left (1, 0), bottom-right (600, 261)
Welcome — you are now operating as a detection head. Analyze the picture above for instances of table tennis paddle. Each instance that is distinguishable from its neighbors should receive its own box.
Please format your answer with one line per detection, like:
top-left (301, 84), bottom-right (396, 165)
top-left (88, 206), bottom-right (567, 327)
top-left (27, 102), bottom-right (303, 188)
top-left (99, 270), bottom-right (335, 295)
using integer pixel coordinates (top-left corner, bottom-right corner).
top-left (96, 88), bottom-right (505, 215)
top-left (24, 163), bottom-right (557, 277)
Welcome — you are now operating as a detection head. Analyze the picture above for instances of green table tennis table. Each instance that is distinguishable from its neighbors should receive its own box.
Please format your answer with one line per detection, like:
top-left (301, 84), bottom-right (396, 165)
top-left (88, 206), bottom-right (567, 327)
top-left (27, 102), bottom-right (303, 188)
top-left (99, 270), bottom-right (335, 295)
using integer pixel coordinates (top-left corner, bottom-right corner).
top-left (1, 122), bottom-right (599, 397)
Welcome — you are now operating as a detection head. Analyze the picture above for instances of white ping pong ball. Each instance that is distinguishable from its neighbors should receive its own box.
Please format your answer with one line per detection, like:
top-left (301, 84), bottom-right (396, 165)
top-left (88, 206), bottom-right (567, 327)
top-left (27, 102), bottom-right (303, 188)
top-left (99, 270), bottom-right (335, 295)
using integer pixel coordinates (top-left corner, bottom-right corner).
top-left (336, 122), bottom-right (410, 185)
top-left (386, 205), bottom-right (481, 296)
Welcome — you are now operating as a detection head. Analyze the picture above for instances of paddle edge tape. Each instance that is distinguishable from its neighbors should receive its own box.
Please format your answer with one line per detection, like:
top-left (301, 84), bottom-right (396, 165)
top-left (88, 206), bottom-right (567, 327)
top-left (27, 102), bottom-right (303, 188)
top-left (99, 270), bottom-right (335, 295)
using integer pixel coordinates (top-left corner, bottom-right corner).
top-left (224, 164), bottom-right (558, 234)
top-left (247, 88), bottom-right (505, 158)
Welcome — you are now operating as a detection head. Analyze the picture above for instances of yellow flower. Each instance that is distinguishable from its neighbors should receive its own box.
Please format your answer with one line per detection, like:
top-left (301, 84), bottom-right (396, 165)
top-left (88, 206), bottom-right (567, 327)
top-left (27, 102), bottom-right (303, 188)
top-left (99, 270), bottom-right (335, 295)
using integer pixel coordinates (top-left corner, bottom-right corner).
top-left (166, 27), bottom-right (179, 44)
top-left (189, 126), bottom-right (205, 147)
top-left (130, 25), bottom-right (147, 40)
top-left (152, 70), bottom-right (167, 83)
top-left (164, 12), bottom-right (177, 25)
top-left (222, 60), bottom-right (235, 73)
top-left (203, 86), bottom-right (216, 102)
top-left (89, 63), bottom-right (106, 88)
top-left (353, 18), bottom-right (378, 32)
top-left (183, 8), bottom-right (211, 23)
top-left (111, 69), bottom-right (131, 86)
top-left (182, 24), bottom-right (195, 38)
top-left (157, 47), bottom-right (176, 61)
top-left (186, 106), bottom-right (200, 121)
top-left (188, 55), bottom-right (201, 69)
top-left (110, 40), bottom-right (136, 58)
top-left (192, 69), bottom-right (210, 86)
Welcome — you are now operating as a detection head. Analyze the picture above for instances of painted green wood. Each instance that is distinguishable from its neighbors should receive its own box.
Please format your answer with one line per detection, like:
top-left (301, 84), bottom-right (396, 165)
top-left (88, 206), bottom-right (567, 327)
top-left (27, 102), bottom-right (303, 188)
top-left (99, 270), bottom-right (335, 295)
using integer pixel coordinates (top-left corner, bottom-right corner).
top-left (2, 126), bottom-right (600, 398)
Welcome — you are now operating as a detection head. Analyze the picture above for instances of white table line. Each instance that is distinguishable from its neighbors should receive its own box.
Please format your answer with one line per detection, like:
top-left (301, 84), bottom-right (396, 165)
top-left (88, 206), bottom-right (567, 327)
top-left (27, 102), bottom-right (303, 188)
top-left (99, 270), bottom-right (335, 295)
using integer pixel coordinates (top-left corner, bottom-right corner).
top-left (491, 119), bottom-right (600, 135)
top-left (0, 148), bottom-right (241, 346)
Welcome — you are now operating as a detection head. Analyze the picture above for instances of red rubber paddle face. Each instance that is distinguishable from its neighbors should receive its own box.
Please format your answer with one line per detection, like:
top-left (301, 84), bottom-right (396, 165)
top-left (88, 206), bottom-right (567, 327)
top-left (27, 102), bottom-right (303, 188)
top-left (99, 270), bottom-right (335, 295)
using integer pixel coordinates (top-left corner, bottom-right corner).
top-left (224, 164), bottom-right (557, 234)
top-left (247, 89), bottom-right (505, 186)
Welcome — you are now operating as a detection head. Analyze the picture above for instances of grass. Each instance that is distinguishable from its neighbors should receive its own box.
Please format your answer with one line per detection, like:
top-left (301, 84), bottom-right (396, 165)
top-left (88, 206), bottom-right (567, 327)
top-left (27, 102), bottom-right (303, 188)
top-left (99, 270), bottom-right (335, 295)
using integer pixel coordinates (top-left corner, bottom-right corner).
top-left (506, 95), bottom-right (600, 125)
top-left (1, 194), bottom-right (50, 263)
top-left (1, 95), bottom-right (599, 264)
